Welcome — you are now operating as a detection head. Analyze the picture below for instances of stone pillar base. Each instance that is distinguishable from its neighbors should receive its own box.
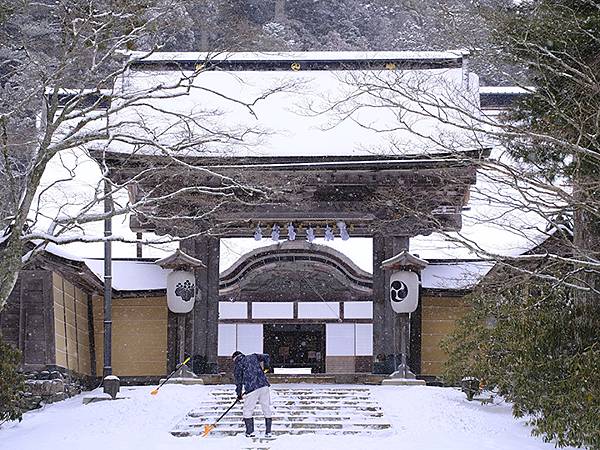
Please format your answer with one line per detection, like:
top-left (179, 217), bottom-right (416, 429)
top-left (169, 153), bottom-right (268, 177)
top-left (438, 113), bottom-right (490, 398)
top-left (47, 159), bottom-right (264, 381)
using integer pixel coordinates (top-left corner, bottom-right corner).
top-left (160, 365), bottom-right (204, 385)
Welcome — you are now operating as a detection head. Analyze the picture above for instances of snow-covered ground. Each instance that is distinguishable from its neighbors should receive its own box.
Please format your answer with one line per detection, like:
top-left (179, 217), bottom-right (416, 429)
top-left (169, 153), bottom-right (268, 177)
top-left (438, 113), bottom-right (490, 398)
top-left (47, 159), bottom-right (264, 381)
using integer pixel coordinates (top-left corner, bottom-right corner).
top-left (0, 384), bottom-right (574, 450)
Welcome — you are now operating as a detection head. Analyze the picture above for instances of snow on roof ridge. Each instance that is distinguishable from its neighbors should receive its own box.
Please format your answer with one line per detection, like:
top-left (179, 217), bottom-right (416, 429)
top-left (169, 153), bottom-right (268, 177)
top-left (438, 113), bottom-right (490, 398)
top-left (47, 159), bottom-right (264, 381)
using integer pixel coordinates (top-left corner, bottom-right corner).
top-left (83, 258), bottom-right (170, 292)
top-left (128, 49), bottom-right (469, 63)
top-left (421, 260), bottom-right (495, 290)
top-left (43, 87), bottom-right (112, 95)
top-left (38, 242), bottom-right (85, 262)
top-left (479, 86), bottom-right (533, 94)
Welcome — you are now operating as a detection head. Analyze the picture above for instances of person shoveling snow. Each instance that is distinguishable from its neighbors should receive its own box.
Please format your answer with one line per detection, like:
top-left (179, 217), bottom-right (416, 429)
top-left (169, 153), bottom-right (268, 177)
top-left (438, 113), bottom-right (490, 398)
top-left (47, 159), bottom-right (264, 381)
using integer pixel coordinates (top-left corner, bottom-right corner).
top-left (232, 351), bottom-right (273, 438)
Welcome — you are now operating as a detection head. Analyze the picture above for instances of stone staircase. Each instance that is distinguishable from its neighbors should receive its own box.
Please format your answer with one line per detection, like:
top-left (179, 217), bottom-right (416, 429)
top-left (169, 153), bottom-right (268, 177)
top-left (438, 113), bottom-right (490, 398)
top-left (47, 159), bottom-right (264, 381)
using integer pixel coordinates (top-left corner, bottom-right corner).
top-left (171, 386), bottom-right (392, 439)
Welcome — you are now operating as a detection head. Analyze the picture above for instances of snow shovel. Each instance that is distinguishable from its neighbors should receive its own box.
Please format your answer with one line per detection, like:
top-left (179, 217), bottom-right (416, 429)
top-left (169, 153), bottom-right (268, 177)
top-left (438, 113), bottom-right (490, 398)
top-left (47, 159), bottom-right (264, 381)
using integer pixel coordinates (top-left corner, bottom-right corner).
top-left (150, 356), bottom-right (191, 395)
top-left (202, 396), bottom-right (241, 437)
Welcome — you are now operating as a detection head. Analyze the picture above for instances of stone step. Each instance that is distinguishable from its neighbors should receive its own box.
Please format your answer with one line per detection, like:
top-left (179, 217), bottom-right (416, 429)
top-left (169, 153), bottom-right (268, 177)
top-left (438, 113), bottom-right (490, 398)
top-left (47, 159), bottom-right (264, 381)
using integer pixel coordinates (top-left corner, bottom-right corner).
top-left (196, 398), bottom-right (378, 408)
top-left (211, 389), bottom-right (370, 394)
top-left (210, 392), bottom-right (374, 397)
top-left (189, 408), bottom-right (382, 417)
top-left (173, 428), bottom-right (388, 437)
top-left (193, 405), bottom-right (381, 414)
top-left (272, 386), bottom-right (370, 389)
top-left (197, 398), bottom-right (377, 406)
top-left (181, 422), bottom-right (392, 430)
top-left (172, 387), bottom-right (391, 439)
top-left (187, 411), bottom-right (384, 419)
top-left (186, 410), bottom-right (383, 421)
top-left (210, 395), bottom-right (374, 400)
top-left (212, 388), bottom-right (371, 392)
top-left (210, 398), bottom-right (374, 404)
top-left (210, 394), bottom-right (373, 400)
top-left (183, 415), bottom-right (373, 422)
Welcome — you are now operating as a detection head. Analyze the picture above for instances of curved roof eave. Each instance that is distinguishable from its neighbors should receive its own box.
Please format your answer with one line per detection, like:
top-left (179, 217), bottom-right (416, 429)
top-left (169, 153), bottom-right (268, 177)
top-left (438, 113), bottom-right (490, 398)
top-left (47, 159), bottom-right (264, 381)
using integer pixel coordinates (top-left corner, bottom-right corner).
top-left (219, 241), bottom-right (373, 294)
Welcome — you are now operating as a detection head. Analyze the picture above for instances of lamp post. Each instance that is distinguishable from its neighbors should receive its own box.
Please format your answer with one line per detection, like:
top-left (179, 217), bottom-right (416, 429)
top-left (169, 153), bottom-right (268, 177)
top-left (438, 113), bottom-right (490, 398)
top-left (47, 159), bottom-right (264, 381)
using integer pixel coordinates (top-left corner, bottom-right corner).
top-left (156, 249), bottom-right (204, 365)
top-left (381, 250), bottom-right (427, 386)
top-left (103, 178), bottom-right (113, 378)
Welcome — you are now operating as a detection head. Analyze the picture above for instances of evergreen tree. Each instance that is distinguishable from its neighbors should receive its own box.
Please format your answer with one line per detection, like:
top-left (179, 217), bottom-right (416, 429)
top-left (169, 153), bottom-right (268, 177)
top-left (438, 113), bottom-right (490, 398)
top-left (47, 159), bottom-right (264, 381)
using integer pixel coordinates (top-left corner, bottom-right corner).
top-left (443, 5), bottom-right (600, 447)
top-left (0, 335), bottom-right (24, 424)
top-left (493, 1), bottom-right (600, 319)
top-left (443, 268), bottom-right (600, 448)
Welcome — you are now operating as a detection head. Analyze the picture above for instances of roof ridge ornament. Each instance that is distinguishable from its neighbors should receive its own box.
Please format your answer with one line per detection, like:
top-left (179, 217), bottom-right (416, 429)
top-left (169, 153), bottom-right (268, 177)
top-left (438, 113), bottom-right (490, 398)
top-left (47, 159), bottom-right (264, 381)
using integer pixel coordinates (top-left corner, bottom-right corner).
top-left (381, 249), bottom-right (428, 271)
top-left (156, 248), bottom-right (205, 270)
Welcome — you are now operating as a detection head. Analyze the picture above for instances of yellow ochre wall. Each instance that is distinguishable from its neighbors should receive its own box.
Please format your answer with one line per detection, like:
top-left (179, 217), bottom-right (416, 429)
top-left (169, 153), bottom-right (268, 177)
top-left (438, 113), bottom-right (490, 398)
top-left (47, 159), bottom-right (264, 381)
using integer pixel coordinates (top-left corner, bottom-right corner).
top-left (93, 296), bottom-right (168, 376)
top-left (52, 272), bottom-right (92, 375)
top-left (421, 295), bottom-right (469, 376)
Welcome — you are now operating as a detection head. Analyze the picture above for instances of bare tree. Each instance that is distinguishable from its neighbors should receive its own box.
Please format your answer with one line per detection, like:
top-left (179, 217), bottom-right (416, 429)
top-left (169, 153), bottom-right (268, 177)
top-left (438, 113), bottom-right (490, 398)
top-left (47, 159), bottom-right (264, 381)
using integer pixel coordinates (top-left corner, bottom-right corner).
top-left (311, 4), bottom-right (599, 445)
top-left (315, 46), bottom-right (598, 293)
top-left (0, 1), bottom-right (292, 311)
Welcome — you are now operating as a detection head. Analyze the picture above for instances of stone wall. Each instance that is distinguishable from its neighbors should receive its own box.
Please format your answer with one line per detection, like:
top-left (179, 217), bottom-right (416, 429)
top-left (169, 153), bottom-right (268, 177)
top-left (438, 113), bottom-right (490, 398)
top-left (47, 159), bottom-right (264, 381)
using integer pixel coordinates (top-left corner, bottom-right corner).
top-left (20, 369), bottom-right (86, 411)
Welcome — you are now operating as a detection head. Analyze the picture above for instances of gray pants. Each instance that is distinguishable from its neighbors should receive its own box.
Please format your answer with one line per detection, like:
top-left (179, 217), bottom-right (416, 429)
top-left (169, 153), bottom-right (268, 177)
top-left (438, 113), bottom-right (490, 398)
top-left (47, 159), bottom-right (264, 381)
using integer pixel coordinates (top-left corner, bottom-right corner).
top-left (243, 386), bottom-right (272, 419)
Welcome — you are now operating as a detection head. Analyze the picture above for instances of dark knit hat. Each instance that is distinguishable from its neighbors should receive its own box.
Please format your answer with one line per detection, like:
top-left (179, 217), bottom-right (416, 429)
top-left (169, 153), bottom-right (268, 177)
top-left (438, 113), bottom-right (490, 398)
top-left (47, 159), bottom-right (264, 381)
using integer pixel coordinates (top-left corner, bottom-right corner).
top-left (231, 351), bottom-right (243, 360)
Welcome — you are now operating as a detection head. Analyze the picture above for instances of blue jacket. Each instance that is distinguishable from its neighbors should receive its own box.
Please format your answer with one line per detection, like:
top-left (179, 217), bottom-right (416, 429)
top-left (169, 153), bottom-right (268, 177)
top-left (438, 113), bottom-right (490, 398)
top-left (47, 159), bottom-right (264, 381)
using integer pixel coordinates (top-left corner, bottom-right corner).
top-left (234, 353), bottom-right (270, 396)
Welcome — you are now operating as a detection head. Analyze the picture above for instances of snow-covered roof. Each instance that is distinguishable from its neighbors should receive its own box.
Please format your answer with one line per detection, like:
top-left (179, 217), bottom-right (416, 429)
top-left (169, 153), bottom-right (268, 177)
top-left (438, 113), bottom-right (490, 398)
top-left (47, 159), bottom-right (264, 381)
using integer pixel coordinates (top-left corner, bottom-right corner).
top-left (130, 50), bottom-right (467, 63)
top-left (421, 261), bottom-right (495, 290)
top-left (43, 242), bottom-right (85, 262)
top-left (77, 257), bottom-right (492, 292)
top-left (41, 242), bottom-right (494, 293)
top-left (104, 51), bottom-right (481, 158)
top-left (479, 86), bottom-right (531, 95)
top-left (83, 259), bottom-right (170, 292)
top-left (479, 86), bottom-right (531, 110)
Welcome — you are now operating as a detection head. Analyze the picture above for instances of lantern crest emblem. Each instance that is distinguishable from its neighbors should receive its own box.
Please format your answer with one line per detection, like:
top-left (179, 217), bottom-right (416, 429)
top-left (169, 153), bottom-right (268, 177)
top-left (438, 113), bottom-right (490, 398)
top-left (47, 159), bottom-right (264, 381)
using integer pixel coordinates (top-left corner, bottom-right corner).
top-left (175, 280), bottom-right (195, 302)
top-left (390, 280), bottom-right (409, 303)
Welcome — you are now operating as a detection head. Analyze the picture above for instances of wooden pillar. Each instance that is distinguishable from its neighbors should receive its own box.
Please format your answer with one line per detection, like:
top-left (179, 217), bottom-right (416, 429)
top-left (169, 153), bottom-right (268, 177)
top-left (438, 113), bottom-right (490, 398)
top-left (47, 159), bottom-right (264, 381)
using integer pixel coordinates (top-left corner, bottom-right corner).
top-left (372, 234), bottom-right (409, 372)
top-left (5, 271), bottom-right (54, 370)
top-left (181, 235), bottom-right (220, 374)
top-left (86, 293), bottom-right (97, 377)
top-left (409, 288), bottom-right (422, 375)
top-left (166, 311), bottom-right (178, 372)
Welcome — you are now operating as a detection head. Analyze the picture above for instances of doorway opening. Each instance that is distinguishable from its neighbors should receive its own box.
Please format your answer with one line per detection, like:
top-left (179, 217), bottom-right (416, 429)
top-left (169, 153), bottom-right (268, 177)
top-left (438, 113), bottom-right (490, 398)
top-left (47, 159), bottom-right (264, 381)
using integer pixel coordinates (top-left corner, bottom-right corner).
top-left (263, 323), bottom-right (325, 373)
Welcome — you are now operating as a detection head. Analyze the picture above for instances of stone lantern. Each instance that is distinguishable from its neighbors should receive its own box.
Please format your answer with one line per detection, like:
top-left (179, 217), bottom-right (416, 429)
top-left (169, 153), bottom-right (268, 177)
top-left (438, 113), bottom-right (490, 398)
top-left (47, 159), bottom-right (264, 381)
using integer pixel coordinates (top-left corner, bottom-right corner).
top-left (381, 250), bottom-right (427, 385)
top-left (156, 249), bottom-right (204, 365)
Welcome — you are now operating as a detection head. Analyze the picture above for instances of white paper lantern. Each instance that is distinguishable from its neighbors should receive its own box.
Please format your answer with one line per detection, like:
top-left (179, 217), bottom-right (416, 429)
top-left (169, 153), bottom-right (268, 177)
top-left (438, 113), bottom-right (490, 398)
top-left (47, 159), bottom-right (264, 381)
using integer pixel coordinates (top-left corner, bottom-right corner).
top-left (389, 270), bottom-right (420, 313)
top-left (167, 270), bottom-right (196, 313)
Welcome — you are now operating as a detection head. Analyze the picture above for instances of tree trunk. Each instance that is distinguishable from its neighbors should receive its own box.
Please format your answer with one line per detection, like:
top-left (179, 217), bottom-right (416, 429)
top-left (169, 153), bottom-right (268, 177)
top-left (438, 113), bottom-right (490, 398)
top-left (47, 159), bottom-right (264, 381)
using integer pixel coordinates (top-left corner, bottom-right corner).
top-left (0, 237), bottom-right (24, 312)
top-left (572, 161), bottom-right (600, 339)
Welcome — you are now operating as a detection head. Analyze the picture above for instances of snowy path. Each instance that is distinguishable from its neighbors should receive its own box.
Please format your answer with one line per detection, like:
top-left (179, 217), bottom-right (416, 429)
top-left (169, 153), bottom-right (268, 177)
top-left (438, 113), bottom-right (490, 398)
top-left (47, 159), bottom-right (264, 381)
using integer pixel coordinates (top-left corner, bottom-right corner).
top-left (0, 384), bottom-right (575, 450)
